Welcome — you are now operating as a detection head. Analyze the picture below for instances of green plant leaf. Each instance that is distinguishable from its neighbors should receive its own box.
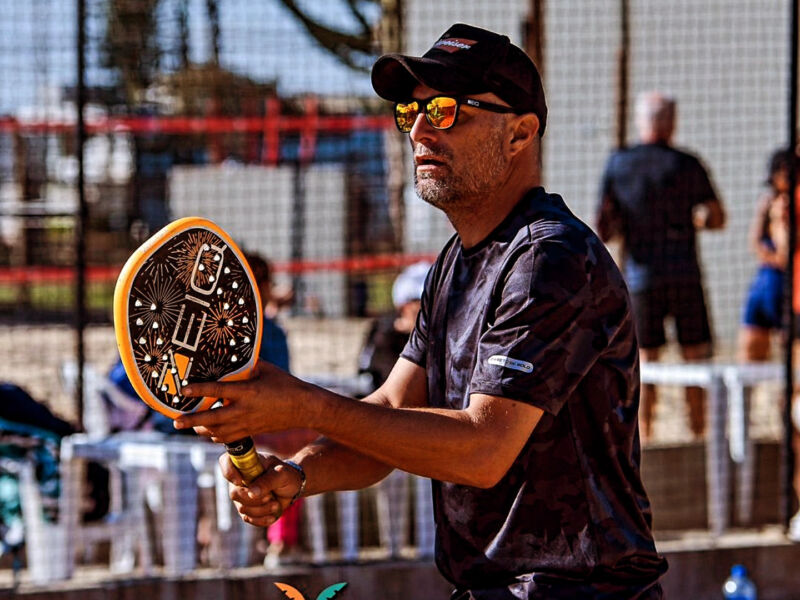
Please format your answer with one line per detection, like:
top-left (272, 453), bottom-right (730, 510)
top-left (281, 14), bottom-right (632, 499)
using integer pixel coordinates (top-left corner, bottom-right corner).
top-left (316, 582), bottom-right (348, 600)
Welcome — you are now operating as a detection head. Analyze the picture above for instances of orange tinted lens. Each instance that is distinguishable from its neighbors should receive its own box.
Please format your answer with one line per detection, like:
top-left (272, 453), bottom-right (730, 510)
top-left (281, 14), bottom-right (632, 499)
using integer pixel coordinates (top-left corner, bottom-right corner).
top-left (426, 97), bottom-right (458, 129)
top-left (395, 101), bottom-right (420, 132)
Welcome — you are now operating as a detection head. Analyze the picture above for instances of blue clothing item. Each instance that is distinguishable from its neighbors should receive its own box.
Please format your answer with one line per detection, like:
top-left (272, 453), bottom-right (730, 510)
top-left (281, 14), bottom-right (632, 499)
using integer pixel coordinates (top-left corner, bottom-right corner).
top-left (599, 142), bottom-right (718, 293)
top-left (0, 383), bottom-right (75, 437)
top-left (107, 361), bottom-right (191, 434)
top-left (742, 265), bottom-right (784, 329)
top-left (108, 360), bottom-right (138, 399)
top-left (259, 317), bottom-right (290, 372)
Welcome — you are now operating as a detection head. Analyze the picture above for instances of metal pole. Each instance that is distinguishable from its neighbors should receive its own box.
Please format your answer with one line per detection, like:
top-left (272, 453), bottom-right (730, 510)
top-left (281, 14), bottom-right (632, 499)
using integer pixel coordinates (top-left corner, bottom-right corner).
top-left (525, 0), bottom-right (545, 168)
top-left (525, 0), bottom-right (545, 80)
top-left (291, 163), bottom-right (306, 316)
top-left (616, 0), bottom-right (630, 149)
top-left (75, 0), bottom-right (87, 432)
top-left (782, 0), bottom-right (799, 531)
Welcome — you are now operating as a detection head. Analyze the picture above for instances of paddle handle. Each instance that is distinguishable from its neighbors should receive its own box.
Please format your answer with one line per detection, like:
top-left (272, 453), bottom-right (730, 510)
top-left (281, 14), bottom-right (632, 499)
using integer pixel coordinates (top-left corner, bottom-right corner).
top-left (224, 436), bottom-right (265, 484)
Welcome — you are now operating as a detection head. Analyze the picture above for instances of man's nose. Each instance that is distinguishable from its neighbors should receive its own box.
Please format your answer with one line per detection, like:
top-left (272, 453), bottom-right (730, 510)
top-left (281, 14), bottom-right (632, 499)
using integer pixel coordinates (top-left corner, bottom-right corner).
top-left (409, 111), bottom-right (438, 144)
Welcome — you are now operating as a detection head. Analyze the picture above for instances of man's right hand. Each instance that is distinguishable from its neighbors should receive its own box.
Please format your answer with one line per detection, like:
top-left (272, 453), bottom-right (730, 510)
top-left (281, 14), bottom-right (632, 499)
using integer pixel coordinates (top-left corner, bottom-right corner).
top-left (218, 452), bottom-right (303, 527)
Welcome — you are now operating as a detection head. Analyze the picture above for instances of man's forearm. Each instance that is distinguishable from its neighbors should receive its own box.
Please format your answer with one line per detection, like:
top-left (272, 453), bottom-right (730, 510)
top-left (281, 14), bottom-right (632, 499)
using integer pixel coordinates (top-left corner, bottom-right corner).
top-left (299, 390), bottom-right (541, 489)
top-left (286, 391), bottom-right (475, 494)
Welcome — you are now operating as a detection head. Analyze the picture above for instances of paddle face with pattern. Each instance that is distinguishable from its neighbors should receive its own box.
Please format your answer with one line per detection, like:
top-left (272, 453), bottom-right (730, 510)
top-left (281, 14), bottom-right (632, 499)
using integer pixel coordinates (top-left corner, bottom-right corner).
top-left (113, 217), bottom-right (265, 483)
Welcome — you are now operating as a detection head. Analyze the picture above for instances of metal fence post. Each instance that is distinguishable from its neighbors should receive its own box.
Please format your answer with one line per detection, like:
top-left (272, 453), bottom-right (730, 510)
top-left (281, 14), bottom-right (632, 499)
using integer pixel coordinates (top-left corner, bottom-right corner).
top-left (782, 0), bottom-right (799, 531)
top-left (74, 0), bottom-right (87, 432)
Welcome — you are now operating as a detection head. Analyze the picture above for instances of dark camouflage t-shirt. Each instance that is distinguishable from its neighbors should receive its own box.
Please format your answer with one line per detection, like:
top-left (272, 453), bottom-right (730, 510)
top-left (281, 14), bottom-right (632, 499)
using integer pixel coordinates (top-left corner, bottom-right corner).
top-left (402, 188), bottom-right (667, 599)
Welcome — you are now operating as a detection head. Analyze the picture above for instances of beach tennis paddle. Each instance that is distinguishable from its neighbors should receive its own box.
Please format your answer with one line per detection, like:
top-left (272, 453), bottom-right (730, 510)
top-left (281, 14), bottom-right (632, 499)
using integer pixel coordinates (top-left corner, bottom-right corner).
top-left (113, 217), bottom-right (265, 484)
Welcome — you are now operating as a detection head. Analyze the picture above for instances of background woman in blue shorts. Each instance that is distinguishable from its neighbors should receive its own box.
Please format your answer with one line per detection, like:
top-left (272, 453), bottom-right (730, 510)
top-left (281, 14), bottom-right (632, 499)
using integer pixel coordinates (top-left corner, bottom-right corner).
top-left (738, 148), bottom-right (797, 361)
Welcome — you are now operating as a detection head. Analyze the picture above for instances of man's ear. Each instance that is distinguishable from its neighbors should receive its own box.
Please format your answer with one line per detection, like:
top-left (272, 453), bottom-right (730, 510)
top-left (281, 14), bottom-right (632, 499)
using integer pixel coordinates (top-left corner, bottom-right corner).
top-left (508, 114), bottom-right (540, 155)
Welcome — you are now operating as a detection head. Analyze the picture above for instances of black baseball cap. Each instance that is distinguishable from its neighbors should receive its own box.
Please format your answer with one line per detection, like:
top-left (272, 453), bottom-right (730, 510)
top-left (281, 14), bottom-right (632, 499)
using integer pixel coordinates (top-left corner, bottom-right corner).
top-left (371, 23), bottom-right (547, 136)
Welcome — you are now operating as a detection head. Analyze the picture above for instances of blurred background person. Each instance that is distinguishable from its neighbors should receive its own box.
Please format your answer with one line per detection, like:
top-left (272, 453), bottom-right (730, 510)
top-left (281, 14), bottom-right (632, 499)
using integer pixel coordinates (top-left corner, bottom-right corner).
top-left (596, 90), bottom-right (726, 443)
top-left (738, 148), bottom-right (797, 362)
top-left (244, 252), bottom-right (294, 371)
top-left (358, 261), bottom-right (431, 391)
top-left (735, 148), bottom-right (800, 541)
top-left (245, 252), bottom-right (316, 566)
top-left (357, 262), bottom-right (432, 558)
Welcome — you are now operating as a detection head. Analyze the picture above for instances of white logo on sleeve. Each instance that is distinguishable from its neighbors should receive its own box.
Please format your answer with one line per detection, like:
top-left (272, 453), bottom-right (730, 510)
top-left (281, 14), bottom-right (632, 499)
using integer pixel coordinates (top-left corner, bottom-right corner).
top-left (488, 355), bottom-right (534, 373)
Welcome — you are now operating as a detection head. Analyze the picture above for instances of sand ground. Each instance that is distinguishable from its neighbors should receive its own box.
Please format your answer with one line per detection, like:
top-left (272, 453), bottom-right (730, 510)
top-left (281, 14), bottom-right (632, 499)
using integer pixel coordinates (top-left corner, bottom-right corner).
top-left (0, 319), bottom-right (785, 446)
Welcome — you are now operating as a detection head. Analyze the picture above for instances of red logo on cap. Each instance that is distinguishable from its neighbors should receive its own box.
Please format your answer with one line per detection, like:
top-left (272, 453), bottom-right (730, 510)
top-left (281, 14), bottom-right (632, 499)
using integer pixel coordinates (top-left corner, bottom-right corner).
top-left (433, 38), bottom-right (477, 53)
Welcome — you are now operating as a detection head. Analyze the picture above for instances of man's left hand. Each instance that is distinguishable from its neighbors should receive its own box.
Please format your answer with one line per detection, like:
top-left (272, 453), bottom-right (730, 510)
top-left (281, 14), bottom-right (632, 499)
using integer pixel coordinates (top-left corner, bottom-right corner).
top-left (219, 452), bottom-right (303, 527)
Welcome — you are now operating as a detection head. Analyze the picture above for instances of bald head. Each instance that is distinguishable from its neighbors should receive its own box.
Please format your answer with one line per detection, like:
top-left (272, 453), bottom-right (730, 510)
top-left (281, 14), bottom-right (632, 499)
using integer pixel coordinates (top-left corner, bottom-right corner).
top-left (634, 91), bottom-right (676, 144)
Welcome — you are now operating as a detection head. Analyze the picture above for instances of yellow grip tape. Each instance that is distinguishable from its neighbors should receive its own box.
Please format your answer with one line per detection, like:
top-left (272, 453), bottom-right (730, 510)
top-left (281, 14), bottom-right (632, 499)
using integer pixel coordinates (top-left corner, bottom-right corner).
top-left (229, 448), bottom-right (264, 485)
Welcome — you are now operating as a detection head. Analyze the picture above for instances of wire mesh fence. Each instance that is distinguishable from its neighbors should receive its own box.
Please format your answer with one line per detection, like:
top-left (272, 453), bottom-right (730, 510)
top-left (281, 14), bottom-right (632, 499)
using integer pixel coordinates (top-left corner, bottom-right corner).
top-left (0, 0), bottom-right (796, 592)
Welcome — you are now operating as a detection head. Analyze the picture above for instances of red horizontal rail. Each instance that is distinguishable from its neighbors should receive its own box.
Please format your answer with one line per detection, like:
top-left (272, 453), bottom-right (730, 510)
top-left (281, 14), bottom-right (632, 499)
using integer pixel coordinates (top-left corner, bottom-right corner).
top-left (0, 265), bottom-right (121, 285)
top-left (0, 253), bottom-right (437, 285)
top-left (0, 114), bottom-right (394, 136)
top-left (273, 253), bottom-right (437, 276)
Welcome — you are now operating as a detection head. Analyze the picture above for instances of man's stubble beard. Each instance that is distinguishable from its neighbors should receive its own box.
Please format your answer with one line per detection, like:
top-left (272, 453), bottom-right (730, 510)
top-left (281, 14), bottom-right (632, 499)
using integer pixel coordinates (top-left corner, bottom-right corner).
top-left (413, 125), bottom-right (509, 212)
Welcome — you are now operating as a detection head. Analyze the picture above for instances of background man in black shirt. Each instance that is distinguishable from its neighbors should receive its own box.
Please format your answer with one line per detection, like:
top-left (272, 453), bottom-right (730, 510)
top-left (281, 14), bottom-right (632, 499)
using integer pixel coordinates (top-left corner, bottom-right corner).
top-left (597, 91), bottom-right (726, 442)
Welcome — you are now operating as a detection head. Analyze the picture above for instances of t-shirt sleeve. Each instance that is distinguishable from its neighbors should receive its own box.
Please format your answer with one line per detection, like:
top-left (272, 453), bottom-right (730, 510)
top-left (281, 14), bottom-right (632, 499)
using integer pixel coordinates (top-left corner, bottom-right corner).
top-left (400, 267), bottom-right (434, 369)
top-left (469, 237), bottom-right (611, 416)
top-left (596, 155), bottom-right (623, 242)
top-left (598, 155), bottom-right (615, 202)
top-left (259, 318), bottom-right (290, 372)
top-left (687, 156), bottom-right (718, 206)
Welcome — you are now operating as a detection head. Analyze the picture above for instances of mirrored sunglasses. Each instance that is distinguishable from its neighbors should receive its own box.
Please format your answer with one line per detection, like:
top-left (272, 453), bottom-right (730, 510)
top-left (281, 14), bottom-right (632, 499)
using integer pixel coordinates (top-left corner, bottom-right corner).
top-left (394, 95), bottom-right (517, 133)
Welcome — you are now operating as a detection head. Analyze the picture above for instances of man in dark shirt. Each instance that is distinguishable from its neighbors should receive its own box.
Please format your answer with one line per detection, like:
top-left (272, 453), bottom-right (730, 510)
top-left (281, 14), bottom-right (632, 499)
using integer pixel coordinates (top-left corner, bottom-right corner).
top-left (177, 24), bottom-right (667, 598)
top-left (597, 91), bottom-right (726, 442)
